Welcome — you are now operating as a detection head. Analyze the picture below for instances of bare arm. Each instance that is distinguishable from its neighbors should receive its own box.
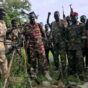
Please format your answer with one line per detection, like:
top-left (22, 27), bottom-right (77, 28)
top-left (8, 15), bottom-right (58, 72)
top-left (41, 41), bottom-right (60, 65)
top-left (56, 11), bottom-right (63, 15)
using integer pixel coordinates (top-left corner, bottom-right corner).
top-left (47, 12), bottom-right (52, 29)
top-left (70, 4), bottom-right (73, 16)
top-left (39, 23), bottom-right (46, 38)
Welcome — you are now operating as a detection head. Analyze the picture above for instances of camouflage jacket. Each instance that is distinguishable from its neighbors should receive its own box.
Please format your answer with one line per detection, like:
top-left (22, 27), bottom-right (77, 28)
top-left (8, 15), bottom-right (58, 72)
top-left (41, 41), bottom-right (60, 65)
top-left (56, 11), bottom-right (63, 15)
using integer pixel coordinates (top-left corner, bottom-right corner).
top-left (51, 20), bottom-right (63, 44)
top-left (6, 27), bottom-right (21, 43)
top-left (23, 23), bottom-right (45, 49)
top-left (68, 24), bottom-right (82, 50)
top-left (79, 22), bottom-right (87, 48)
top-left (51, 20), bottom-right (68, 50)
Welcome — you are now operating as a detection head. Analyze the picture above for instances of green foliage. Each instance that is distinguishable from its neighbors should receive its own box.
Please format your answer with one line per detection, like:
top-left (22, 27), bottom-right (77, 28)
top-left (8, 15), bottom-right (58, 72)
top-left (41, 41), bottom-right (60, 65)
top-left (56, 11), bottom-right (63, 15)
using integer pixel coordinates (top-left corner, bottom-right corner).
top-left (5, 0), bottom-right (31, 10)
top-left (21, 47), bottom-right (27, 64)
top-left (0, 79), bottom-right (4, 88)
top-left (67, 75), bottom-right (83, 84)
top-left (36, 74), bottom-right (47, 83)
top-left (3, 0), bottom-right (31, 27)
top-left (4, 48), bottom-right (31, 88)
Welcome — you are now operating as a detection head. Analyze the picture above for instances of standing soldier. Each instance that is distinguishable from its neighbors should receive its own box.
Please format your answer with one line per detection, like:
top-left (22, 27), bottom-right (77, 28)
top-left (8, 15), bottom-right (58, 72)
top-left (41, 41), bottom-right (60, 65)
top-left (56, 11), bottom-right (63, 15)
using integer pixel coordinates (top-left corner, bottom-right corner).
top-left (23, 12), bottom-right (52, 80)
top-left (6, 19), bottom-right (22, 53)
top-left (80, 15), bottom-right (88, 67)
top-left (47, 11), bottom-right (68, 71)
top-left (67, 12), bottom-right (84, 79)
top-left (47, 11), bottom-right (69, 81)
top-left (84, 19), bottom-right (88, 67)
top-left (10, 19), bottom-right (21, 43)
top-left (47, 11), bottom-right (63, 70)
top-left (6, 18), bottom-right (25, 74)
top-left (44, 24), bottom-right (54, 65)
top-left (0, 8), bottom-right (8, 78)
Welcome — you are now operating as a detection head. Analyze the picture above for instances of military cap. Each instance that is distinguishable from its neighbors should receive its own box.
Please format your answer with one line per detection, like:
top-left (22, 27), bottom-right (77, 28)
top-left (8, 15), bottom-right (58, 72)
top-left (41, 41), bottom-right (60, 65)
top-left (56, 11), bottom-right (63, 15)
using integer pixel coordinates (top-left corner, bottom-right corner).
top-left (71, 12), bottom-right (78, 17)
top-left (80, 15), bottom-right (86, 20)
top-left (28, 11), bottom-right (37, 19)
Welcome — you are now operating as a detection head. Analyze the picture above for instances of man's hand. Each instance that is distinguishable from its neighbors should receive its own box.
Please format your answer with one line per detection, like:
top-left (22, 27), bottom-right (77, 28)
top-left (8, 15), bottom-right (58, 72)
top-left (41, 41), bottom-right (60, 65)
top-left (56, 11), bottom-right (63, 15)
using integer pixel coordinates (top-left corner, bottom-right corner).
top-left (48, 12), bottom-right (51, 16)
top-left (69, 4), bottom-right (72, 8)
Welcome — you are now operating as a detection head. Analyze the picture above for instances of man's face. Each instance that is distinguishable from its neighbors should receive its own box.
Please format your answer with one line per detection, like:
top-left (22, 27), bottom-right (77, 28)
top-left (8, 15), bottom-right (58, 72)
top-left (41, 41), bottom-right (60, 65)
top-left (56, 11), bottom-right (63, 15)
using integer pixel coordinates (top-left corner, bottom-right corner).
top-left (66, 16), bottom-right (71, 22)
top-left (80, 18), bottom-right (86, 23)
top-left (54, 12), bottom-right (60, 21)
top-left (29, 13), bottom-right (36, 23)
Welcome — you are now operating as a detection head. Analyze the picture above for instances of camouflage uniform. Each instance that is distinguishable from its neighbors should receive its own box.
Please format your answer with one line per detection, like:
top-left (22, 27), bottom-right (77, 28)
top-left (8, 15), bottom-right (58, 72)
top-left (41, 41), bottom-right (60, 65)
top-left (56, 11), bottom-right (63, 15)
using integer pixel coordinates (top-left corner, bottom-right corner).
top-left (67, 24), bottom-right (84, 75)
top-left (6, 26), bottom-right (21, 50)
top-left (80, 22), bottom-right (88, 67)
top-left (24, 23), bottom-right (48, 75)
top-left (9, 27), bottom-right (21, 42)
top-left (0, 20), bottom-right (8, 78)
top-left (60, 21), bottom-right (69, 75)
top-left (51, 20), bottom-right (66, 69)
top-left (44, 29), bottom-right (54, 64)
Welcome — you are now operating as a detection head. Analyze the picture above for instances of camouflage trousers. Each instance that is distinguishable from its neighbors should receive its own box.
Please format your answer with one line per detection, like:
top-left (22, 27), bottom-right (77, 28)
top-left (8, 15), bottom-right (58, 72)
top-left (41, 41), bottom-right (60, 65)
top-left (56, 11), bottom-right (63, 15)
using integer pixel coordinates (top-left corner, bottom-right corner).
top-left (53, 43), bottom-right (66, 70)
top-left (26, 45), bottom-right (48, 77)
top-left (53, 45), bottom-right (60, 70)
top-left (67, 50), bottom-right (84, 76)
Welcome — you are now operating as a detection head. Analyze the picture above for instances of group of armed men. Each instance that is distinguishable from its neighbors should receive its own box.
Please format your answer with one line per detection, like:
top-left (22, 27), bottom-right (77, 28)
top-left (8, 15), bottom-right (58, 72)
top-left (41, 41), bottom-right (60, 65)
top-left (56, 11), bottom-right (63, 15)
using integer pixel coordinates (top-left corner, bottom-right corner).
top-left (0, 5), bottom-right (88, 82)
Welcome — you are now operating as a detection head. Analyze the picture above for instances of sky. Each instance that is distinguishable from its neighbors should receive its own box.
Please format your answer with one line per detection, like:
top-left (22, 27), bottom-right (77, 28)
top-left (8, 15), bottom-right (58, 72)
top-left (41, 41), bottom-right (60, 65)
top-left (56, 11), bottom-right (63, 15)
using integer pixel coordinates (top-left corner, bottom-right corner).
top-left (29, 0), bottom-right (88, 24)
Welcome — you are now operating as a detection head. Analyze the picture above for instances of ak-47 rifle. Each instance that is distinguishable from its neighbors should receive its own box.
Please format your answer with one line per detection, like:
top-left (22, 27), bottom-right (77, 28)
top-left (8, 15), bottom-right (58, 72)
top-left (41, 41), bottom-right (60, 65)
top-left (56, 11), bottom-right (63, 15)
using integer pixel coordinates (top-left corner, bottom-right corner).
top-left (69, 4), bottom-right (74, 17)
top-left (21, 10), bottom-right (38, 19)
top-left (62, 6), bottom-right (66, 20)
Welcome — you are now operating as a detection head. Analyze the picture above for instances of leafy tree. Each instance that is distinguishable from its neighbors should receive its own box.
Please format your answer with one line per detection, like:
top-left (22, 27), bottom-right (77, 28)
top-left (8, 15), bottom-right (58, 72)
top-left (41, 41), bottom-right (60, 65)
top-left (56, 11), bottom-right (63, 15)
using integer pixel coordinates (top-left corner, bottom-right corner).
top-left (2, 0), bottom-right (31, 27)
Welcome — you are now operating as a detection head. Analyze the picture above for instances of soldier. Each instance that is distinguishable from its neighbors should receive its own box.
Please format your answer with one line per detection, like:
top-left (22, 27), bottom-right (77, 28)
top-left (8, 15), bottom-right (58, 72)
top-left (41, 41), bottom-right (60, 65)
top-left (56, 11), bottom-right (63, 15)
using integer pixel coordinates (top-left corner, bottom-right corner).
top-left (7, 18), bottom-right (24, 45)
top-left (8, 19), bottom-right (21, 42)
top-left (66, 16), bottom-right (72, 26)
top-left (47, 11), bottom-right (62, 70)
top-left (62, 6), bottom-right (66, 20)
top-left (67, 12), bottom-right (84, 78)
top-left (80, 15), bottom-right (87, 24)
top-left (84, 19), bottom-right (88, 67)
top-left (44, 24), bottom-right (54, 64)
top-left (0, 8), bottom-right (8, 78)
top-left (23, 12), bottom-right (52, 80)
top-left (80, 15), bottom-right (87, 67)
top-left (6, 18), bottom-right (23, 65)
top-left (47, 11), bottom-right (68, 71)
